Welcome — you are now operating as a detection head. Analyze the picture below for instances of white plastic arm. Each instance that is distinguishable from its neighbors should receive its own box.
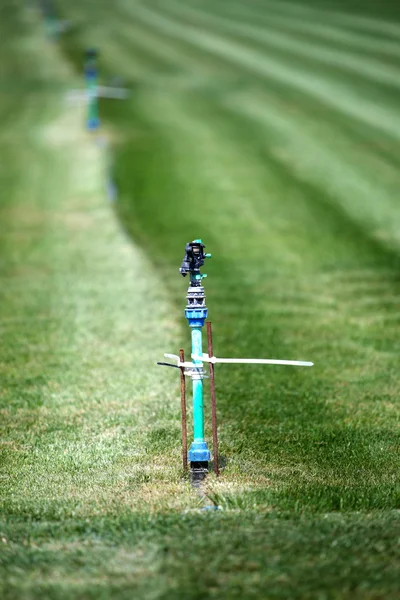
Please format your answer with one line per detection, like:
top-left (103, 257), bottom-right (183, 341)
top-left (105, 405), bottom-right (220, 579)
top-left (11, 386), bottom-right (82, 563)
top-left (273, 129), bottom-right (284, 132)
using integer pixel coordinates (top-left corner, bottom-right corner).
top-left (193, 353), bottom-right (313, 367)
top-left (97, 86), bottom-right (129, 99)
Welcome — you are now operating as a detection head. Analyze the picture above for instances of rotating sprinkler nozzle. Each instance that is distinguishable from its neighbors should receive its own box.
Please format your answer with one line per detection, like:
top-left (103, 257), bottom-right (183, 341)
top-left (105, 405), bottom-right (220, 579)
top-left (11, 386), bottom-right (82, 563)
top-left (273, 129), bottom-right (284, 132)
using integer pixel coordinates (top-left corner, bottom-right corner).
top-left (179, 240), bottom-right (211, 281)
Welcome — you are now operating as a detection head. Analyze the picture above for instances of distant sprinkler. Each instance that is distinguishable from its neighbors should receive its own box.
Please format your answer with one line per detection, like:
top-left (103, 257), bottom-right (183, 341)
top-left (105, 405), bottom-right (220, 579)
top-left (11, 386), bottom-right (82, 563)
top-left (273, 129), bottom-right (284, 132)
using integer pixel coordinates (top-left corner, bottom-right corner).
top-left (84, 49), bottom-right (101, 130)
top-left (39, 0), bottom-right (69, 41)
top-left (158, 240), bottom-right (313, 476)
top-left (39, 0), bottom-right (58, 41)
top-left (66, 49), bottom-right (128, 132)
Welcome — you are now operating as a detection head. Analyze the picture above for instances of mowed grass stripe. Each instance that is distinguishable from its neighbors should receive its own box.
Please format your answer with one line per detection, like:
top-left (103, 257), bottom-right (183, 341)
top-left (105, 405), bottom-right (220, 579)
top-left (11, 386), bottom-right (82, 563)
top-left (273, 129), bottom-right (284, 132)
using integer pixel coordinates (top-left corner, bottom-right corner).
top-left (147, 0), bottom-right (400, 120)
top-left (64, 0), bottom-right (400, 182)
top-left (150, 0), bottom-right (400, 92)
top-left (80, 0), bottom-right (400, 145)
top-left (189, 0), bottom-right (400, 64)
top-left (90, 2), bottom-right (400, 280)
top-left (238, 0), bottom-right (400, 39)
top-left (58, 1), bottom-right (186, 80)
top-left (223, 90), bottom-right (400, 249)
top-left (106, 2), bottom-right (247, 82)
top-left (60, 0), bottom-right (241, 84)
top-left (125, 2), bottom-right (400, 141)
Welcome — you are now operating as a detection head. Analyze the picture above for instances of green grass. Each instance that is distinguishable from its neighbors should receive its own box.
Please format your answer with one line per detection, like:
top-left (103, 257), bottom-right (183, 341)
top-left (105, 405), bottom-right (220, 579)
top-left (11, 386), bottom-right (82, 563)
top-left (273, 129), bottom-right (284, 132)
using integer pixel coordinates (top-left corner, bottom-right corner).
top-left (1, 0), bottom-right (400, 598)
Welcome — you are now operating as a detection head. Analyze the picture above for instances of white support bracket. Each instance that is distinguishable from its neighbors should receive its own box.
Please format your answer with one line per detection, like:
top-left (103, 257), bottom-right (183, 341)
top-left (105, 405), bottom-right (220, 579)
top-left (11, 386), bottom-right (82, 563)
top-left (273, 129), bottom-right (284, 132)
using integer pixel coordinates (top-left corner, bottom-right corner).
top-left (163, 353), bottom-right (207, 378)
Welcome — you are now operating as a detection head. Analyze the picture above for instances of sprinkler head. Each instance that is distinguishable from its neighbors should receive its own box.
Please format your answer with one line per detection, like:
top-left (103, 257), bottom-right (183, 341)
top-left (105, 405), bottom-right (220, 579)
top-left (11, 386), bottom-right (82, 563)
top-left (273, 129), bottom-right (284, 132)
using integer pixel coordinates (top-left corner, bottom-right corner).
top-left (179, 239), bottom-right (210, 279)
top-left (85, 49), bottom-right (99, 80)
top-left (85, 48), bottom-right (98, 59)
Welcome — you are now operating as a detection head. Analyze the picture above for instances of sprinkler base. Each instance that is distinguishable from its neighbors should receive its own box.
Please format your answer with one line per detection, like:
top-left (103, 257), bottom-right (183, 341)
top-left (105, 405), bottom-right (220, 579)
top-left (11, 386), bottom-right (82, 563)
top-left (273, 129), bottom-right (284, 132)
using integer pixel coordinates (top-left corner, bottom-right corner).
top-left (87, 118), bottom-right (100, 131)
top-left (188, 440), bottom-right (210, 463)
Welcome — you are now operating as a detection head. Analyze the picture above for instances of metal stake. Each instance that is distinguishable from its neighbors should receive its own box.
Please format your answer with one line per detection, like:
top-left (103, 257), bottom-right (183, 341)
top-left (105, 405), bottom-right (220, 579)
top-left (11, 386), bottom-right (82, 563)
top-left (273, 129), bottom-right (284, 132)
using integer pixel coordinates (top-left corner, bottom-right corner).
top-left (207, 322), bottom-right (219, 477)
top-left (179, 348), bottom-right (188, 472)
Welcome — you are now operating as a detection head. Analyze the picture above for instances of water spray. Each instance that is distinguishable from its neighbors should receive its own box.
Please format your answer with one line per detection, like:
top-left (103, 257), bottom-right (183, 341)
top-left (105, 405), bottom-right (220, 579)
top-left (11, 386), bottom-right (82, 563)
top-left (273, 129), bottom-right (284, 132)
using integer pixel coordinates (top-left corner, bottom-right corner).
top-left (158, 240), bottom-right (313, 476)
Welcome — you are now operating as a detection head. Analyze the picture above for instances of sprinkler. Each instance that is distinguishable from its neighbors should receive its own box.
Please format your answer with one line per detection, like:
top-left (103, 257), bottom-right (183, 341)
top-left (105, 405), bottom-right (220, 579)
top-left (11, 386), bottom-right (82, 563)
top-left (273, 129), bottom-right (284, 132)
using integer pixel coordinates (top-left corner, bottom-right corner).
top-left (66, 49), bottom-right (128, 132)
top-left (39, 0), bottom-right (70, 41)
top-left (158, 240), bottom-right (313, 475)
top-left (84, 49), bottom-right (100, 131)
top-left (39, 0), bottom-right (58, 41)
top-left (180, 240), bottom-right (212, 470)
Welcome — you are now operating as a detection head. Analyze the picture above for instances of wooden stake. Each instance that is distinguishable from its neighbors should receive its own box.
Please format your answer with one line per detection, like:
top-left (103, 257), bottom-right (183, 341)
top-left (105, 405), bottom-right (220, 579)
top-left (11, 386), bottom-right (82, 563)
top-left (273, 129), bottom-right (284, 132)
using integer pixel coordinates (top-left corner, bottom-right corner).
top-left (179, 348), bottom-right (188, 471)
top-left (207, 322), bottom-right (220, 477)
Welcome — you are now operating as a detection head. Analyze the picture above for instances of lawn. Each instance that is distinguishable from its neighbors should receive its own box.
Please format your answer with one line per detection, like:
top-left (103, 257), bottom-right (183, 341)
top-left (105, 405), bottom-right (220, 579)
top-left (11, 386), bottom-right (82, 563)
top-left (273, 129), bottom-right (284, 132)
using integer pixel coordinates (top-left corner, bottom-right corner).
top-left (1, 0), bottom-right (399, 598)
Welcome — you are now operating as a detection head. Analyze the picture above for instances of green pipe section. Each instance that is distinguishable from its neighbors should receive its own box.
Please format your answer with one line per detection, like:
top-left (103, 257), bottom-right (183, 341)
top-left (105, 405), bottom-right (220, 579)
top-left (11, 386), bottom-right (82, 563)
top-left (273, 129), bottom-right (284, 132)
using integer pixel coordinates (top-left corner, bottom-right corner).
top-left (191, 326), bottom-right (205, 441)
